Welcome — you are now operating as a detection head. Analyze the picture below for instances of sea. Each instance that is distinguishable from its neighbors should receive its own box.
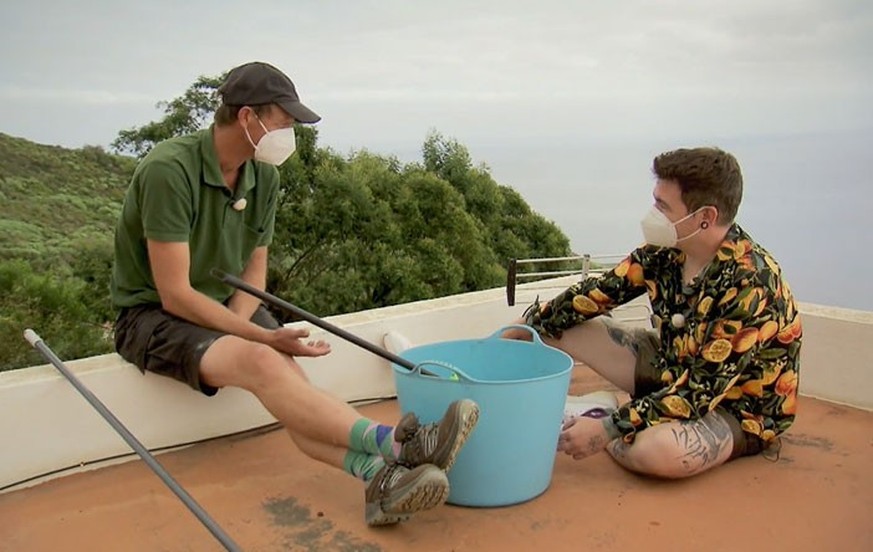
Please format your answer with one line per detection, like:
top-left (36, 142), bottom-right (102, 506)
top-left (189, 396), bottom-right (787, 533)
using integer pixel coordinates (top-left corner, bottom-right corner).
top-left (389, 128), bottom-right (873, 312)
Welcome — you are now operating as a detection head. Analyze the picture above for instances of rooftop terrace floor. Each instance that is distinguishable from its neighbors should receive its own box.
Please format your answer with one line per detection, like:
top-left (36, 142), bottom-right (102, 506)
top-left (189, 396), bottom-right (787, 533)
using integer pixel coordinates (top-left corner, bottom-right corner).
top-left (2, 368), bottom-right (871, 552)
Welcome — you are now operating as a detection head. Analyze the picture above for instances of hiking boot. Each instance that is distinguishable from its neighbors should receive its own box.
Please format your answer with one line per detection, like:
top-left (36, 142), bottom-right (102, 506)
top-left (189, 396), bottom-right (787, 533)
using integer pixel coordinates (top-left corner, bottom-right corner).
top-left (365, 463), bottom-right (449, 526)
top-left (395, 399), bottom-right (480, 472)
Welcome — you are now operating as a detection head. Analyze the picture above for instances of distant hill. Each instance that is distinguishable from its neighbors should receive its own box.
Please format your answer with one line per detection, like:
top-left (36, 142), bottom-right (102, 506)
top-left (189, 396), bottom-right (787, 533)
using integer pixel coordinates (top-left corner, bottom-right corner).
top-left (0, 132), bottom-right (136, 263)
top-left (0, 130), bottom-right (574, 371)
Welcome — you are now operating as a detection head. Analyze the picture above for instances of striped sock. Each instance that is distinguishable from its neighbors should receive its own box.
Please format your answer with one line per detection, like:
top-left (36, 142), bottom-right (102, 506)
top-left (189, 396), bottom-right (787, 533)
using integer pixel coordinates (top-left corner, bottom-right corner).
top-left (342, 450), bottom-right (386, 482)
top-left (348, 419), bottom-right (402, 461)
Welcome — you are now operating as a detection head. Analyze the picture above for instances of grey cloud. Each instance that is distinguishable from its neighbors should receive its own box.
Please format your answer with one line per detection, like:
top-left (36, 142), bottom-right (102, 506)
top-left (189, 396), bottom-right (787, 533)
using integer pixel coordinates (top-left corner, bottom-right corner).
top-left (0, 0), bottom-right (870, 151)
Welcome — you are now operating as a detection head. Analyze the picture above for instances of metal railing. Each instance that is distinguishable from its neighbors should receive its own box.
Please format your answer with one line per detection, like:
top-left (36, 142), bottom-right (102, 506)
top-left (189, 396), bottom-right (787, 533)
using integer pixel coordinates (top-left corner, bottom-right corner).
top-left (506, 253), bottom-right (625, 306)
top-left (506, 253), bottom-right (652, 325)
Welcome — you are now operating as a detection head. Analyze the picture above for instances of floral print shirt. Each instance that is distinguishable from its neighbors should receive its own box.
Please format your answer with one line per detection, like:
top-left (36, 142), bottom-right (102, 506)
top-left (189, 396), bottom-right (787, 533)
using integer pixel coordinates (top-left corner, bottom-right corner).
top-left (525, 224), bottom-right (801, 444)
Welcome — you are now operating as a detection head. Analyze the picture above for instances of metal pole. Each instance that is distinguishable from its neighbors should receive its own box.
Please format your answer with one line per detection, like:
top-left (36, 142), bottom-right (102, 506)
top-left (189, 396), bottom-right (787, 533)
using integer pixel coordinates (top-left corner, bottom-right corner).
top-left (506, 258), bottom-right (517, 306)
top-left (23, 329), bottom-right (242, 552)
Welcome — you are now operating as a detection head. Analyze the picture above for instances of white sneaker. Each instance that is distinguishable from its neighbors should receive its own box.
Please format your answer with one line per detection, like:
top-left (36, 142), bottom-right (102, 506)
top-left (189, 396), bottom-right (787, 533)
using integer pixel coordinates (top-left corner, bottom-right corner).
top-left (383, 330), bottom-right (414, 355)
top-left (562, 391), bottom-right (619, 426)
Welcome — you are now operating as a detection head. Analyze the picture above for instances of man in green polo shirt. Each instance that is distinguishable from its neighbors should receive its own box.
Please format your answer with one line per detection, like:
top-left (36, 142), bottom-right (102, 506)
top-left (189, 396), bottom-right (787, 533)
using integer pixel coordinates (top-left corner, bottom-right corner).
top-left (111, 61), bottom-right (479, 527)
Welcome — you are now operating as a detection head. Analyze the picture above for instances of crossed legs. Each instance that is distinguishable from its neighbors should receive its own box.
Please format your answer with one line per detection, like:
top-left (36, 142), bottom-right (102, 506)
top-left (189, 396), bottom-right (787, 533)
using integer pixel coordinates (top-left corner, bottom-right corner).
top-left (543, 318), bottom-right (734, 479)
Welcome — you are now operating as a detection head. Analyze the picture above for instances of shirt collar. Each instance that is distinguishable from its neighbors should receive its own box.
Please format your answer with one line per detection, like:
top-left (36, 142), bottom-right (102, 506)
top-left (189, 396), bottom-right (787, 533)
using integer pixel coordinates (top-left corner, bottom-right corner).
top-left (673, 223), bottom-right (746, 292)
top-left (200, 125), bottom-right (256, 197)
top-left (723, 222), bottom-right (743, 244)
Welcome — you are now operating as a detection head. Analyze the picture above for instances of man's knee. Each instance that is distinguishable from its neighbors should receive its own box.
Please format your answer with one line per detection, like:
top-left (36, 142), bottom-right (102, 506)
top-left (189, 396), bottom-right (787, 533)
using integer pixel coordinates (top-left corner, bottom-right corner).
top-left (244, 343), bottom-right (307, 389)
top-left (607, 436), bottom-right (695, 479)
top-left (607, 414), bottom-right (734, 479)
top-left (203, 338), bottom-right (301, 392)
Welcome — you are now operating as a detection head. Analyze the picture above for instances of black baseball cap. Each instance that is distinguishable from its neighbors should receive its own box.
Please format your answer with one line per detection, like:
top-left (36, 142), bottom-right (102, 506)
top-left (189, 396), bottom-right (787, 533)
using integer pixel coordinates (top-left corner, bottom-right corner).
top-left (218, 61), bottom-right (321, 124)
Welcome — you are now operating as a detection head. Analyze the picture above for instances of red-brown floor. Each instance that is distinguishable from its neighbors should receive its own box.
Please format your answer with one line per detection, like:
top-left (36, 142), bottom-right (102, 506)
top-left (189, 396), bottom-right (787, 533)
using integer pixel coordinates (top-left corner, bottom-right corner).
top-left (2, 368), bottom-right (871, 552)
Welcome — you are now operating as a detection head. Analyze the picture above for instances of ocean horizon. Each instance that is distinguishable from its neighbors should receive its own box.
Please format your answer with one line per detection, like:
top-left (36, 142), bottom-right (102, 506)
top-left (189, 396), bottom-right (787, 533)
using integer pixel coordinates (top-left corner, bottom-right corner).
top-left (381, 127), bottom-right (873, 312)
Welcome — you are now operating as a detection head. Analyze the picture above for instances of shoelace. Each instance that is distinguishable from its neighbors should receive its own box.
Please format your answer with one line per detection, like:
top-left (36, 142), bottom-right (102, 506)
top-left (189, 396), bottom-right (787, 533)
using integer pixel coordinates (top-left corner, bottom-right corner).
top-left (378, 464), bottom-right (404, 496)
top-left (410, 423), bottom-right (440, 458)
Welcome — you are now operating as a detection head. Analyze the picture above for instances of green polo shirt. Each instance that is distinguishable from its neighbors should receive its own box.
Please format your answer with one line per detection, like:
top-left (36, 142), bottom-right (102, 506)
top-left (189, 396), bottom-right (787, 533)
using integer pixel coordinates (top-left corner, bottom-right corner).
top-left (110, 126), bottom-right (279, 308)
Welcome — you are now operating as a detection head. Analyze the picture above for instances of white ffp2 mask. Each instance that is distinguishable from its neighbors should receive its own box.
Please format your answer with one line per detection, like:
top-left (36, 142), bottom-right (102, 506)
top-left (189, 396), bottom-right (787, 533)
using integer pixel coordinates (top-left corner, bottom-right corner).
top-left (640, 207), bottom-right (705, 247)
top-left (245, 116), bottom-right (296, 166)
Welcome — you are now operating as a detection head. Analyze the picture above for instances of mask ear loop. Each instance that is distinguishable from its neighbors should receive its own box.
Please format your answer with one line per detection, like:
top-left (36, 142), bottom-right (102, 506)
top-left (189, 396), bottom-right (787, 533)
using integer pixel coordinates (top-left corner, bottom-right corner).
top-left (241, 107), bottom-right (261, 150)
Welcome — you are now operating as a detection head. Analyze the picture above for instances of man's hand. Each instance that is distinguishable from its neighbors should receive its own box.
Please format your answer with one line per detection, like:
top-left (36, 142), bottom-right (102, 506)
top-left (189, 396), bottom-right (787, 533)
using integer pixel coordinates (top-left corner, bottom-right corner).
top-left (557, 416), bottom-right (610, 460)
top-left (267, 327), bottom-right (331, 358)
top-left (501, 317), bottom-right (534, 341)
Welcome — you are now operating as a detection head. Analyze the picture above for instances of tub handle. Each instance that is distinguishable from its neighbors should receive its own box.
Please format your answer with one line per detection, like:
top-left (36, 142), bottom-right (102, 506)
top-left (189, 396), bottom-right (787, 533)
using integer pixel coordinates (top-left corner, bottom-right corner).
top-left (413, 360), bottom-right (477, 382)
top-left (488, 324), bottom-right (545, 346)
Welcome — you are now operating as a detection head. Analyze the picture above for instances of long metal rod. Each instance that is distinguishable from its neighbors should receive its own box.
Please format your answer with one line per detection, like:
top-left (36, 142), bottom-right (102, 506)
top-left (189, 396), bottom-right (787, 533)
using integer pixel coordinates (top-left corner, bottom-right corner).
top-left (210, 268), bottom-right (419, 372)
top-left (23, 329), bottom-right (241, 552)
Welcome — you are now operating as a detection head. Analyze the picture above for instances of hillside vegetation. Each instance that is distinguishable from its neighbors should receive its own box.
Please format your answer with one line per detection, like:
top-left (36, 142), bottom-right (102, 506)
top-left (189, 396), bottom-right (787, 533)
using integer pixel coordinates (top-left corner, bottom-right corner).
top-left (0, 134), bottom-right (134, 261)
top-left (0, 74), bottom-right (573, 371)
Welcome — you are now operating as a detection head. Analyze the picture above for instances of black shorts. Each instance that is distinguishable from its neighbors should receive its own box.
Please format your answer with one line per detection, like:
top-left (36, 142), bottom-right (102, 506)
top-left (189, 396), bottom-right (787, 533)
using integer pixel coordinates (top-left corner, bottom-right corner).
top-left (114, 304), bottom-right (280, 396)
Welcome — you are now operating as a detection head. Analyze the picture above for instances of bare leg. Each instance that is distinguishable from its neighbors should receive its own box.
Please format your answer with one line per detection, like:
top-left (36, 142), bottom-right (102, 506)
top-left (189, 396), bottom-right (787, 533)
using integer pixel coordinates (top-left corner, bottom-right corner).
top-left (200, 335), bottom-right (368, 466)
top-left (543, 318), bottom-right (638, 394)
top-left (274, 353), bottom-right (355, 469)
top-left (284, 428), bottom-right (349, 469)
top-left (200, 335), bottom-right (462, 527)
top-left (606, 411), bottom-right (734, 479)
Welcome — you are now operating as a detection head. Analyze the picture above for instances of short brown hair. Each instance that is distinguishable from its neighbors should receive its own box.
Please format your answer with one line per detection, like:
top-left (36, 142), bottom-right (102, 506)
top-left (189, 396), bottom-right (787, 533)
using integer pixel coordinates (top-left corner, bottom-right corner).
top-left (213, 103), bottom-right (273, 127)
top-left (653, 147), bottom-right (743, 224)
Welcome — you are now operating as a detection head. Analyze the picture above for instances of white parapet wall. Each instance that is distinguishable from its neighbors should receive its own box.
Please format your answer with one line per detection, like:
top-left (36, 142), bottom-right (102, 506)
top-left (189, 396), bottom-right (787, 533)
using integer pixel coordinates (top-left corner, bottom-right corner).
top-left (793, 303), bottom-right (873, 411)
top-left (0, 285), bottom-right (531, 492)
top-left (1, 279), bottom-right (870, 492)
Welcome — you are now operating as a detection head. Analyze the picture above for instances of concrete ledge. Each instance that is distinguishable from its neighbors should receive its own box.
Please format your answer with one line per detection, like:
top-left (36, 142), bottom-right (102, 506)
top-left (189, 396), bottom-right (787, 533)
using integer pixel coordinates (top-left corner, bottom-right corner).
top-left (799, 302), bottom-right (873, 324)
top-left (2, 282), bottom-right (870, 492)
top-left (0, 288), bottom-right (526, 491)
top-left (797, 303), bottom-right (873, 410)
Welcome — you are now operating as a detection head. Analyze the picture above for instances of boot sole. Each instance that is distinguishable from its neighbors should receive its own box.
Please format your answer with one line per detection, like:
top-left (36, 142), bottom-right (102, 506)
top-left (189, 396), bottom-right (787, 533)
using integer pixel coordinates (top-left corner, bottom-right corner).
top-left (436, 399), bottom-right (480, 473)
top-left (366, 469), bottom-right (450, 526)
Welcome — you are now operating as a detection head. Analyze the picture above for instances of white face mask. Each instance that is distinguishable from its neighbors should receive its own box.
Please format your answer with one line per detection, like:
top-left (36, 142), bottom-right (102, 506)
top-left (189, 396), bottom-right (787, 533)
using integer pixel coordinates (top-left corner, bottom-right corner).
top-left (244, 115), bottom-right (296, 166)
top-left (640, 206), bottom-right (705, 248)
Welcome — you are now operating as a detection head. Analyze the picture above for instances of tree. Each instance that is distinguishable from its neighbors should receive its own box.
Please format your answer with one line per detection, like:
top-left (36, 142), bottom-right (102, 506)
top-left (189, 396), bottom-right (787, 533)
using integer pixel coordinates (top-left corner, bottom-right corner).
top-left (420, 130), bottom-right (571, 266)
top-left (111, 74), bottom-right (226, 158)
top-left (0, 260), bottom-right (113, 371)
top-left (422, 131), bottom-right (474, 193)
top-left (104, 74), bottom-right (573, 323)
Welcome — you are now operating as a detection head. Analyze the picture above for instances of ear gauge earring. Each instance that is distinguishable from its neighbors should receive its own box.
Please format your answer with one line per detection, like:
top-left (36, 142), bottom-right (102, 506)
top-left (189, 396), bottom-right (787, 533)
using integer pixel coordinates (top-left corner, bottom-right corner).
top-left (701, 221), bottom-right (710, 229)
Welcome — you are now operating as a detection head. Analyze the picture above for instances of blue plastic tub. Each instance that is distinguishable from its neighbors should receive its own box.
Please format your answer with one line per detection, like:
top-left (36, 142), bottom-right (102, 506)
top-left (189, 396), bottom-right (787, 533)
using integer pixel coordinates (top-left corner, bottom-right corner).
top-left (393, 325), bottom-right (573, 507)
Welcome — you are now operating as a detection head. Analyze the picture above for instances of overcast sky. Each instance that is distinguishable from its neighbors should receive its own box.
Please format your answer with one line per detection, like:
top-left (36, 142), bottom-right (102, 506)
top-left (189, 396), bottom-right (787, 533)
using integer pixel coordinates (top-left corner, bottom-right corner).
top-left (1, 0), bottom-right (870, 155)
top-left (2, 1), bottom-right (872, 309)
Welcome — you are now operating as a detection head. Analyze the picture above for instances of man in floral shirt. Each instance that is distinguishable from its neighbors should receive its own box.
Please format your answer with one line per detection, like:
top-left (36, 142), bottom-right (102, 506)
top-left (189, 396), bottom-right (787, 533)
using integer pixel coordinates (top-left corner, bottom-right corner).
top-left (508, 147), bottom-right (801, 478)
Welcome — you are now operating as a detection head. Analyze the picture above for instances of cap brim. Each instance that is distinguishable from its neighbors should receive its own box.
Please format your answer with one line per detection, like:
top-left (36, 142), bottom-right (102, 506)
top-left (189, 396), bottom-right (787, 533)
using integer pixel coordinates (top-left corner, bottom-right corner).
top-left (278, 99), bottom-right (321, 124)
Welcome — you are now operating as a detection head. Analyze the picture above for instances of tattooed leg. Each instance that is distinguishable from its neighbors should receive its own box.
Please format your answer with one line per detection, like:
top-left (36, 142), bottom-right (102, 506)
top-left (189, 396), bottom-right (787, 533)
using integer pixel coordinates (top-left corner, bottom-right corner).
top-left (543, 319), bottom-right (637, 393)
top-left (605, 322), bottom-right (640, 357)
top-left (668, 412), bottom-right (733, 475)
top-left (606, 412), bottom-right (734, 479)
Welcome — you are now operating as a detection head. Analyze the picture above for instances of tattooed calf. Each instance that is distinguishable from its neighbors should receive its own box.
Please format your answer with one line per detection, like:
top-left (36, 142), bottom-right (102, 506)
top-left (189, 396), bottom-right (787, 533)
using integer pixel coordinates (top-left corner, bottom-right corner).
top-left (670, 412), bottom-right (733, 474)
